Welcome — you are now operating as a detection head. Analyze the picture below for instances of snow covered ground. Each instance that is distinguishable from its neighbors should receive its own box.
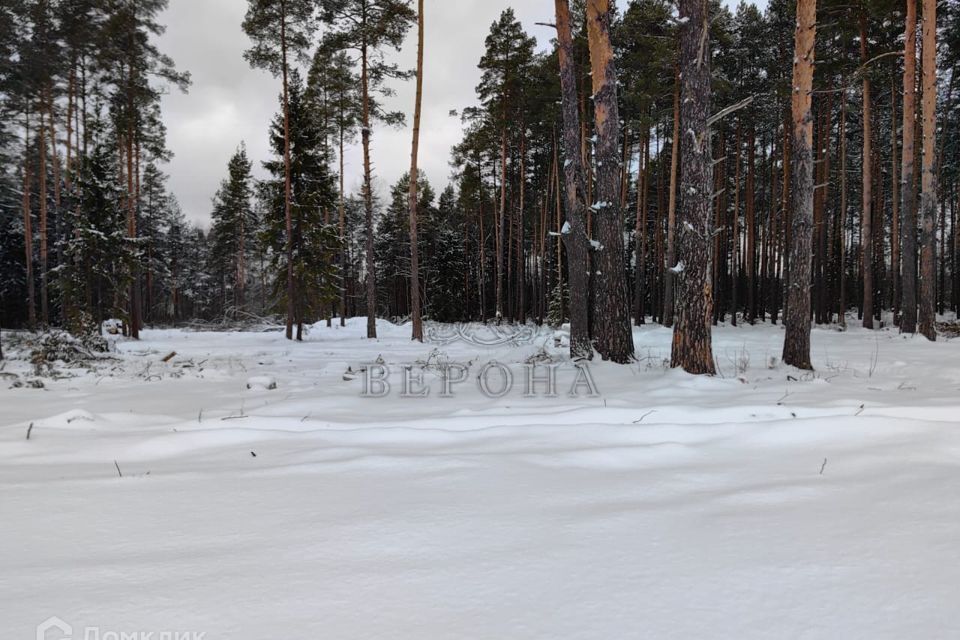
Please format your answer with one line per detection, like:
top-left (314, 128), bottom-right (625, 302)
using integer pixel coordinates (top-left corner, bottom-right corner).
top-left (2, 319), bottom-right (959, 639)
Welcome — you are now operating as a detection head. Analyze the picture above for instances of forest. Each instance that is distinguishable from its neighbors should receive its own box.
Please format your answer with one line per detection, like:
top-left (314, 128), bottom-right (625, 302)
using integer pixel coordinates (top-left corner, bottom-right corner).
top-left (0, 0), bottom-right (959, 370)
top-left (5, 2), bottom-right (960, 636)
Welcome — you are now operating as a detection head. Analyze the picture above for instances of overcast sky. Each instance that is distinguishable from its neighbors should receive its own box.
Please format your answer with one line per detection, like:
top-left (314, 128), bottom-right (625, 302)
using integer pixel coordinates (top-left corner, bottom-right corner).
top-left (157, 0), bottom-right (752, 227)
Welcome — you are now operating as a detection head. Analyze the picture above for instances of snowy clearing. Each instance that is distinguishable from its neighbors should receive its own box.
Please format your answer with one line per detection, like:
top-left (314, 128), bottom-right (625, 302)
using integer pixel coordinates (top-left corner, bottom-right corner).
top-left (2, 319), bottom-right (960, 639)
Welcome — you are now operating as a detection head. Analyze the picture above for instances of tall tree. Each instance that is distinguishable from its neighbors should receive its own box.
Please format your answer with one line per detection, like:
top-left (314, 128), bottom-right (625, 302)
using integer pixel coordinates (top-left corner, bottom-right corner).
top-left (260, 72), bottom-right (340, 340)
top-left (671, 0), bottom-right (716, 375)
top-left (783, 0), bottom-right (817, 370)
top-left (476, 9), bottom-right (536, 324)
top-left (918, 0), bottom-right (937, 340)
top-left (210, 145), bottom-right (255, 313)
top-left (663, 64), bottom-right (681, 327)
top-left (306, 43), bottom-right (360, 326)
top-left (408, 0), bottom-right (424, 341)
top-left (320, 0), bottom-right (415, 339)
top-left (554, 0), bottom-right (593, 360)
top-left (243, 0), bottom-right (316, 340)
top-left (900, 0), bottom-right (918, 333)
top-left (100, 0), bottom-right (190, 338)
top-left (585, 0), bottom-right (634, 363)
top-left (859, 7), bottom-right (875, 329)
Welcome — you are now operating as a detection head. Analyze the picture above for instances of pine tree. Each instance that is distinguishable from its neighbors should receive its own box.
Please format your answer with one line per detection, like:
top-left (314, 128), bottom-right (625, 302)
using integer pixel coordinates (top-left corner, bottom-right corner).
top-left (306, 42), bottom-right (361, 326)
top-left (585, 0), bottom-right (634, 363)
top-left (476, 9), bottom-right (536, 324)
top-left (319, 0), bottom-right (416, 339)
top-left (918, 0), bottom-right (937, 340)
top-left (244, 0), bottom-right (316, 340)
top-left (408, 0), bottom-right (424, 342)
top-left (671, 0), bottom-right (716, 375)
top-left (554, 0), bottom-right (593, 360)
top-left (900, 0), bottom-right (919, 333)
top-left (783, 0), bottom-right (818, 370)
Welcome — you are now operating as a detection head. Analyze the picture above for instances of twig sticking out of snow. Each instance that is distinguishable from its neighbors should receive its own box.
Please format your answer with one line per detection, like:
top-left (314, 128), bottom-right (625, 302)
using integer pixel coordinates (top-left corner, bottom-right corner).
top-left (114, 460), bottom-right (123, 478)
top-left (26, 422), bottom-right (33, 440)
top-left (820, 458), bottom-right (828, 475)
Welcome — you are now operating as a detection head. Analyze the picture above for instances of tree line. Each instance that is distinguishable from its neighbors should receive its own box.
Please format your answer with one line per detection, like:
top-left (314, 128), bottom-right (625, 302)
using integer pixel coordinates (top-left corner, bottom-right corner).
top-left (1, 0), bottom-right (958, 373)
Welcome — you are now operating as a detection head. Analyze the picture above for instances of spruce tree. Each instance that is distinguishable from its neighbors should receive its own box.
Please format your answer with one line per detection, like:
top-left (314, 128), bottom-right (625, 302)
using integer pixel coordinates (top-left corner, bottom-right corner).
top-left (260, 72), bottom-right (340, 340)
top-left (210, 145), bottom-right (255, 315)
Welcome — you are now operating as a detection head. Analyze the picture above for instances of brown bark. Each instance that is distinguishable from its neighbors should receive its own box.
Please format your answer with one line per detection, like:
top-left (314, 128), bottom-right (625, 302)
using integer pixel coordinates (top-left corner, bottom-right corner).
top-left (918, 0), bottom-right (937, 340)
top-left (783, 0), bottom-right (817, 370)
top-left (586, 0), bottom-right (634, 363)
top-left (555, 0), bottom-right (593, 360)
top-left (663, 64), bottom-right (681, 327)
top-left (671, 0), bottom-right (715, 375)
top-left (39, 108), bottom-right (49, 327)
top-left (408, 0), bottom-right (424, 342)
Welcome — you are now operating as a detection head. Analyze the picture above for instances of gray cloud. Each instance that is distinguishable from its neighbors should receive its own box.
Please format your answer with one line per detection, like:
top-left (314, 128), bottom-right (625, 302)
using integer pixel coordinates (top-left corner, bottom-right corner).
top-left (157, 0), bottom-right (754, 227)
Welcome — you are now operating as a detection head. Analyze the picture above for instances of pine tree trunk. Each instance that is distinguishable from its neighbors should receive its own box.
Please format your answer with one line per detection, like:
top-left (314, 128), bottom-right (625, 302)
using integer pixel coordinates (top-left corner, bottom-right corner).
top-left (671, 0), bottom-right (716, 375)
top-left (839, 88), bottom-right (848, 327)
top-left (890, 73), bottom-right (901, 324)
top-left (280, 1), bottom-right (295, 340)
top-left (783, 0), bottom-right (817, 370)
top-left (39, 108), bottom-right (49, 327)
top-left (555, 0), bottom-right (593, 360)
top-left (360, 38), bottom-right (377, 339)
top-left (585, 0), bottom-right (634, 363)
top-left (339, 116), bottom-right (347, 327)
top-left (634, 128), bottom-right (648, 326)
top-left (496, 127), bottom-right (507, 324)
top-left (918, 0), bottom-right (937, 340)
top-left (408, 0), bottom-right (424, 342)
top-left (859, 10), bottom-right (875, 329)
top-left (746, 125), bottom-right (756, 323)
top-left (663, 64), bottom-right (681, 327)
top-left (731, 119), bottom-right (742, 326)
top-left (22, 114), bottom-right (36, 330)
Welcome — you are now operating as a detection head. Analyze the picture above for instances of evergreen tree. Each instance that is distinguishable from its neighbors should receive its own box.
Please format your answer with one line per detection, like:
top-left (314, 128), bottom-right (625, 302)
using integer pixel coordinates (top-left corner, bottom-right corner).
top-left (305, 41), bottom-right (361, 325)
top-left (260, 72), bottom-right (340, 341)
top-left (319, 0), bottom-right (415, 339)
top-left (210, 145), bottom-right (256, 315)
top-left (671, 0), bottom-right (717, 375)
top-left (476, 9), bottom-right (536, 323)
top-left (244, 0), bottom-right (316, 340)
